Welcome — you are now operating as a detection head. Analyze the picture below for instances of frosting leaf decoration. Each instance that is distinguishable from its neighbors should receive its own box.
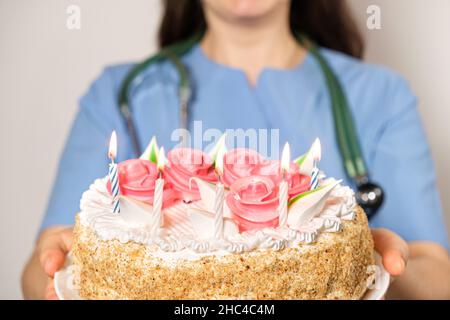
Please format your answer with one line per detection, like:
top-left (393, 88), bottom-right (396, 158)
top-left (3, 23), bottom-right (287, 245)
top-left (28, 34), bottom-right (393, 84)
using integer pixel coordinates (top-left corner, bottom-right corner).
top-left (288, 185), bottom-right (326, 207)
top-left (187, 208), bottom-right (239, 240)
top-left (297, 138), bottom-right (321, 176)
top-left (140, 136), bottom-right (159, 163)
top-left (294, 153), bottom-right (307, 166)
top-left (287, 180), bottom-right (341, 230)
top-left (190, 177), bottom-right (232, 218)
top-left (118, 196), bottom-right (153, 228)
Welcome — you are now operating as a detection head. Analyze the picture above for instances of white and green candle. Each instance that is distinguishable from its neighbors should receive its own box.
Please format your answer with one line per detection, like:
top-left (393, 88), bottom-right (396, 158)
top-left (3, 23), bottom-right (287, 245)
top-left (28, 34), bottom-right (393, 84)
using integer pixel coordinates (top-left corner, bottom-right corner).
top-left (151, 147), bottom-right (165, 234)
top-left (213, 147), bottom-right (225, 239)
top-left (278, 143), bottom-right (290, 227)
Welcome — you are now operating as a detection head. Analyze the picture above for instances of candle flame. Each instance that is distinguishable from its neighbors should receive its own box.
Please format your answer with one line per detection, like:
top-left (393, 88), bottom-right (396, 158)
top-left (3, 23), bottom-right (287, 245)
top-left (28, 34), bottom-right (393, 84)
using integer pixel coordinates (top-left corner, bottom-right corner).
top-left (313, 138), bottom-right (322, 162)
top-left (157, 147), bottom-right (166, 171)
top-left (281, 142), bottom-right (291, 173)
top-left (108, 131), bottom-right (117, 160)
top-left (215, 146), bottom-right (225, 176)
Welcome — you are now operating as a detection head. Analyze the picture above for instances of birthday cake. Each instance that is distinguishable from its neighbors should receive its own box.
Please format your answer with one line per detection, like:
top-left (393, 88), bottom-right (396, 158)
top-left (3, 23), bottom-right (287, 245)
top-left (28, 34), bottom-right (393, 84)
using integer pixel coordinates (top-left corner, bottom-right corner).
top-left (72, 136), bottom-right (375, 300)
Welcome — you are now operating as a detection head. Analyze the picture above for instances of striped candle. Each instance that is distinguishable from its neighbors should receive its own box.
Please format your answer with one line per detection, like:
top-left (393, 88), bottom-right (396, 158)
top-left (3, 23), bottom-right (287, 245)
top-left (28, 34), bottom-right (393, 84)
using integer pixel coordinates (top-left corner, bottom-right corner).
top-left (278, 179), bottom-right (288, 227)
top-left (109, 161), bottom-right (120, 213)
top-left (108, 131), bottom-right (120, 213)
top-left (310, 139), bottom-right (322, 190)
top-left (310, 160), bottom-right (319, 190)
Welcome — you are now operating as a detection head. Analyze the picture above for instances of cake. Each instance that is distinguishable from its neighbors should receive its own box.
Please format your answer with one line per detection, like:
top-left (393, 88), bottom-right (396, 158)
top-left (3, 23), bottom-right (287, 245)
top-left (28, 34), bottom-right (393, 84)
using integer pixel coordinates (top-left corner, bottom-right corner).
top-left (72, 137), bottom-right (375, 300)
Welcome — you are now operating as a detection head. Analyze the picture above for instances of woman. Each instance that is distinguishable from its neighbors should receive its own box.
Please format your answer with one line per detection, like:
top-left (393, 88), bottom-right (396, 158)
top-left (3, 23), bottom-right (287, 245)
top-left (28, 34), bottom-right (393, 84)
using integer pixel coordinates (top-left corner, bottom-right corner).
top-left (22, 0), bottom-right (449, 299)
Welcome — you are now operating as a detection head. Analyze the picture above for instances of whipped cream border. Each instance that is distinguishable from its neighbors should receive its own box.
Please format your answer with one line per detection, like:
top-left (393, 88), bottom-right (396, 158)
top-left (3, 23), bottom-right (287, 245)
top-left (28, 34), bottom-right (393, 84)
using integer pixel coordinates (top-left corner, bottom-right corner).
top-left (79, 176), bottom-right (357, 264)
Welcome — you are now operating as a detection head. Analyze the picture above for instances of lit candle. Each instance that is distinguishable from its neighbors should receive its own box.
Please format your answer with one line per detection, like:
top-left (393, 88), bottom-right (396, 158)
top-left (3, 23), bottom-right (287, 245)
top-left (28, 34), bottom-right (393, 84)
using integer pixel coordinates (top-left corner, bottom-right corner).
top-left (151, 147), bottom-right (165, 234)
top-left (213, 147), bottom-right (225, 239)
top-left (310, 138), bottom-right (322, 190)
top-left (278, 142), bottom-right (290, 227)
top-left (108, 131), bottom-right (120, 213)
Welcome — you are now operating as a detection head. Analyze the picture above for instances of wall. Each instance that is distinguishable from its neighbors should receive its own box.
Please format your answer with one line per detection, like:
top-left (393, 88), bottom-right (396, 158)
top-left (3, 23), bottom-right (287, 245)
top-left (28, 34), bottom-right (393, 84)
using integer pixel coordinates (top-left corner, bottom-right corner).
top-left (0, 0), bottom-right (161, 299)
top-left (0, 0), bottom-right (448, 299)
top-left (348, 0), bottom-right (450, 222)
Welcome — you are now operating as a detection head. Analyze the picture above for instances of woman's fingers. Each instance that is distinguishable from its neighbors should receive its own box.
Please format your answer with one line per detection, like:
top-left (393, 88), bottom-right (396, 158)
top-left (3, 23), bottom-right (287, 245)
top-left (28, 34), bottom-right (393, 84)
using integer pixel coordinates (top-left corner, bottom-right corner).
top-left (45, 278), bottom-right (58, 300)
top-left (372, 228), bottom-right (409, 277)
top-left (37, 227), bottom-right (73, 277)
top-left (40, 248), bottom-right (65, 277)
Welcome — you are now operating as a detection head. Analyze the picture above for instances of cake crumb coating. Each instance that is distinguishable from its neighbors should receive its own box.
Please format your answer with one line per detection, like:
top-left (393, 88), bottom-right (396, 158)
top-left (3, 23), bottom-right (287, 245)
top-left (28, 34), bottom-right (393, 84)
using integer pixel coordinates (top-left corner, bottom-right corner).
top-left (72, 207), bottom-right (374, 300)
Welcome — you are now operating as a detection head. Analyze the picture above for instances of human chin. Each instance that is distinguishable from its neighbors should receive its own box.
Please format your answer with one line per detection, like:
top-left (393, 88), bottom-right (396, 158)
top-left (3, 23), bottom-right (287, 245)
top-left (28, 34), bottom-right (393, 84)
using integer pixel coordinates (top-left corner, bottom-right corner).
top-left (204, 0), bottom-right (287, 20)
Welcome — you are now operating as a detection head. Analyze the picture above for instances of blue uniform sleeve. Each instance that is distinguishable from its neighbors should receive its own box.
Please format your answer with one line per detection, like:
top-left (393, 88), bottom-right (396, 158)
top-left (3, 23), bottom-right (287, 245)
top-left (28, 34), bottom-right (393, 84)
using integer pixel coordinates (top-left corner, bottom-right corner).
top-left (369, 77), bottom-right (449, 249)
top-left (39, 66), bottom-right (134, 233)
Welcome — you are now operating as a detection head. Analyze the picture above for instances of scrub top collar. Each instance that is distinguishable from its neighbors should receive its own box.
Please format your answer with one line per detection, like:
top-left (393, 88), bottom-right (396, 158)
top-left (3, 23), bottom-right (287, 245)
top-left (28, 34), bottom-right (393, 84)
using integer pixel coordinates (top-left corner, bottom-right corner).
top-left (183, 44), bottom-right (319, 92)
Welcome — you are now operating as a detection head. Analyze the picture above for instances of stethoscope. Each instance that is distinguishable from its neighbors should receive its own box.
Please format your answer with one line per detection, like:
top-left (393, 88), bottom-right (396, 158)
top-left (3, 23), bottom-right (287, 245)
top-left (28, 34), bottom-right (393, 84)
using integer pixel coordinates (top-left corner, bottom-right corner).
top-left (117, 31), bottom-right (384, 219)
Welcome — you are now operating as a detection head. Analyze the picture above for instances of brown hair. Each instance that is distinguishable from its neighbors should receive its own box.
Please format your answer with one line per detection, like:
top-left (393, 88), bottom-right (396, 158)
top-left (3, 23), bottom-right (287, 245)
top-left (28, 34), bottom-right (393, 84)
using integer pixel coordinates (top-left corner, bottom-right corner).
top-left (158, 0), bottom-right (364, 58)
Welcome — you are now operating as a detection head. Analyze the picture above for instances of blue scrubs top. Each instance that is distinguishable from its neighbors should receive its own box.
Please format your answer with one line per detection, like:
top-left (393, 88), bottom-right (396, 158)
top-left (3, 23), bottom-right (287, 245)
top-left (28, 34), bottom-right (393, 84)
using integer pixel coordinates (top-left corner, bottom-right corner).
top-left (41, 44), bottom-right (449, 249)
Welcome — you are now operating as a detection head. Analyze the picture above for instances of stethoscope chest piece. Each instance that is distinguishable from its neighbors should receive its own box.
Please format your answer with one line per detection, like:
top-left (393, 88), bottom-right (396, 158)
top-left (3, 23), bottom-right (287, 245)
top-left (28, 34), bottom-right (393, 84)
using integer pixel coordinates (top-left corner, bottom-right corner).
top-left (355, 177), bottom-right (384, 219)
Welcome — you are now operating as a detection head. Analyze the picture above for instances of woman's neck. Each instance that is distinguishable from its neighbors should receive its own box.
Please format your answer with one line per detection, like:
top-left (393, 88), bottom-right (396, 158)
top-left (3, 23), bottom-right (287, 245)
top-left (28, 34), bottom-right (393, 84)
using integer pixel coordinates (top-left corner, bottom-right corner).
top-left (201, 4), bottom-right (305, 85)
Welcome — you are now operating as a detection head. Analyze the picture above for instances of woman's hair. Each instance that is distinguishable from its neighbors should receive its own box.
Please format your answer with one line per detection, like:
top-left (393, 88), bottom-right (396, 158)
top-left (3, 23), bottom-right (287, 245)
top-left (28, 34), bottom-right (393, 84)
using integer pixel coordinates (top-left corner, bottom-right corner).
top-left (158, 0), bottom-right (364, 58)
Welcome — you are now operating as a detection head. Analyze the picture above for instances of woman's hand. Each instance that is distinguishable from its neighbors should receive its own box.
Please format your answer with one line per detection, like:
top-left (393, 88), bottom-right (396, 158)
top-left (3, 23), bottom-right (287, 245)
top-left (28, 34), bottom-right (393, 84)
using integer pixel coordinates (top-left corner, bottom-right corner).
top-left (22, 226), bottom-right (73, 300)
top-left (372, 228), bottom-right (409, 277)
top-left (372, 228), bottom-right (450, 299)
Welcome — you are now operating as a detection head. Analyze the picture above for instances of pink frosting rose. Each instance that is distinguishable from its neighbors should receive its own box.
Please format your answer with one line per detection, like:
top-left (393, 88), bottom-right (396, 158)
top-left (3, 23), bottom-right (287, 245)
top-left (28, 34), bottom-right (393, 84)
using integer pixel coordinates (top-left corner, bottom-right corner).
top-left (164, 148), bottom-right (217, 201)
top-left (222, 148), bottom-right (264, 187)
top-left (226, 176), bottom-right (280, 232)
top-left (106, 159), bottom-right (177, 208)
top-left (258, 160), bottom-right (311, 198)
top-left (223, 149), bottom-right (311, 199)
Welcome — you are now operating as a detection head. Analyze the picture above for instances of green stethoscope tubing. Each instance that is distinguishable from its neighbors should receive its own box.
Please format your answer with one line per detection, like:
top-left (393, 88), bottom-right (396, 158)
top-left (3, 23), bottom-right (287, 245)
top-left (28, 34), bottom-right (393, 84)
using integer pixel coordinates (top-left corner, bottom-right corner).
top-left (306, 42), bottom-right (367, 179)
top-left (118, 31), bottom-right (368, 181)
top-left (118, 33), bottom-right (202, 157)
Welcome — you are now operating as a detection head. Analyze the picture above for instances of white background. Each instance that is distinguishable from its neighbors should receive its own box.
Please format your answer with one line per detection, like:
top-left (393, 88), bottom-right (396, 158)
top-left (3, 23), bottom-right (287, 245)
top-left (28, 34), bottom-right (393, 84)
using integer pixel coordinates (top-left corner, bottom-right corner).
top-left (0, 0), bottom-right (449, 299)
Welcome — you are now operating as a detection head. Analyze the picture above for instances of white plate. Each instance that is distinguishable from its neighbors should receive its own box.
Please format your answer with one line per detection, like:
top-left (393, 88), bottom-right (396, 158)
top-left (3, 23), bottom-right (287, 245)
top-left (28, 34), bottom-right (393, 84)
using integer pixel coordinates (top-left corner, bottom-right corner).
top-left (53, 252), bottom-right (81, 300)
top-left (361, 252), bottom-right (390, 300)
top-left (55, 252), bottom-right (389, 300)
